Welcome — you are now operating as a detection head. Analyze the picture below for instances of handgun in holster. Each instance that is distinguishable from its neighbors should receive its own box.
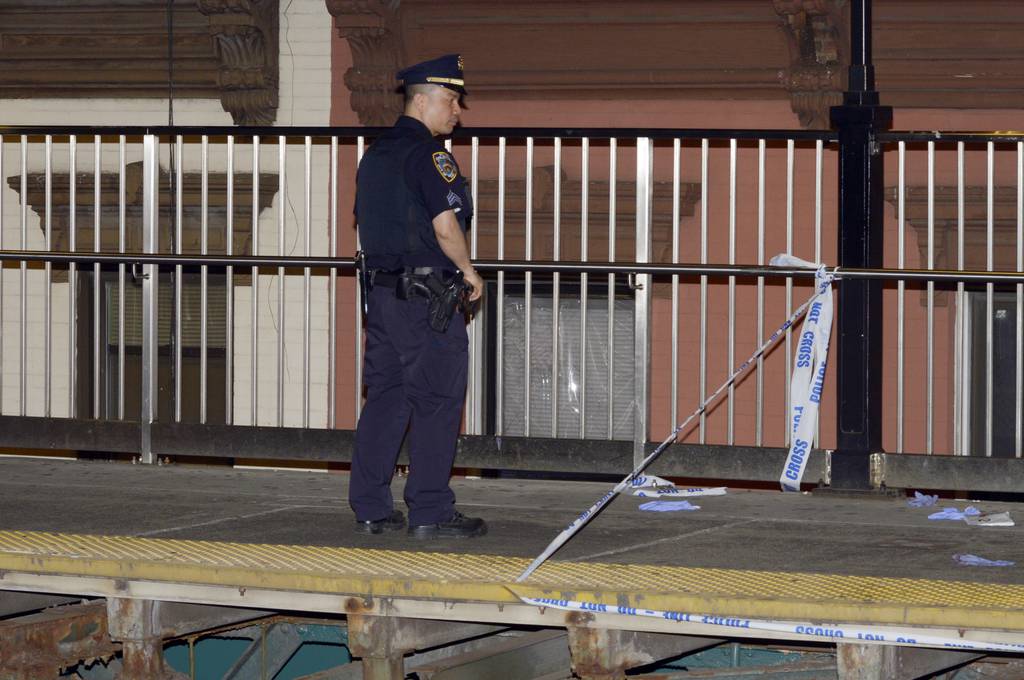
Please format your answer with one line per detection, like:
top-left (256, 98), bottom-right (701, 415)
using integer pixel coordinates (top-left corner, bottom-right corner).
top-left (423, 272), bottom-right (467, 333)
top-left (394, 270), bottom-right (478, 333)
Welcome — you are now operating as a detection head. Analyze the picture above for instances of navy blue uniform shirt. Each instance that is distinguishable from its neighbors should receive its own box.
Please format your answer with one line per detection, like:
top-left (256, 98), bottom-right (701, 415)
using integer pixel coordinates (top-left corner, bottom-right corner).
top-left (355, 116), bottom-right (473, 271)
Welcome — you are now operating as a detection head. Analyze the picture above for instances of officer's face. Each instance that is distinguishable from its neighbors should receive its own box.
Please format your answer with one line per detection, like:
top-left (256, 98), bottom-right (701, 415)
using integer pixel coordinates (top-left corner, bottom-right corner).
top-left (417, 86), bottom-right (462, 136)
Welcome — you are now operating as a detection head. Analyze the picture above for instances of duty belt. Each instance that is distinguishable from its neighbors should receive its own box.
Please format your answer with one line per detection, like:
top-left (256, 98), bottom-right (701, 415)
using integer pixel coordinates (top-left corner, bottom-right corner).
top-left (365, 266), bottom-right (472, 332)
top-left (371, 267), bottom-right (455, 289)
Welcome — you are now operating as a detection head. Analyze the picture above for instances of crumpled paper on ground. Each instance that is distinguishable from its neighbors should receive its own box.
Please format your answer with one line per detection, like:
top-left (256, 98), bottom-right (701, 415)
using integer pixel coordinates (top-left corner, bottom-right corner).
top-left (964, 511), bottom-right (1015, 527)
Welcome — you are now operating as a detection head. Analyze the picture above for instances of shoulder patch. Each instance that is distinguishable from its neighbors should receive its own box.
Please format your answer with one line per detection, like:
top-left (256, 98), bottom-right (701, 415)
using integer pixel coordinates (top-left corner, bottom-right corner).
top-left (432, 151), bottom-right (458, 183)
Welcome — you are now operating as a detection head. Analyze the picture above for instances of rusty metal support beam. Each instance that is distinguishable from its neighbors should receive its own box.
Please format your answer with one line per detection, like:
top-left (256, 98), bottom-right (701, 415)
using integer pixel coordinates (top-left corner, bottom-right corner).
top-left (345, 600), bottom-right (504, 680)
top-left (0, 601), bottom-right (118, 679)
top-left (566, 613), bottom-right (722, 680)
top-left (106, 598), bottom-right (185, 680)
top-left (836, 643), bottom-right (982, 679)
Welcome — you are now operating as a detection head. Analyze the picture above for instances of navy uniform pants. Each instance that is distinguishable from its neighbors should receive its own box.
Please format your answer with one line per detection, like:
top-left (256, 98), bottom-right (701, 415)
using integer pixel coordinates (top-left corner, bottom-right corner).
top-left (349, 284), bottom-right (468, 526)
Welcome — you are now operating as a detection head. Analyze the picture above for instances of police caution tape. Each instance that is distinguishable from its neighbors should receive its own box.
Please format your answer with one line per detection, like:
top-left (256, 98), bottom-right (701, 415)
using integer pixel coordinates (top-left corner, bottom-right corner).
top-left (772, 255), bottom-right (835, 492)
top-left (519, 596), bottom-right (1024, 654)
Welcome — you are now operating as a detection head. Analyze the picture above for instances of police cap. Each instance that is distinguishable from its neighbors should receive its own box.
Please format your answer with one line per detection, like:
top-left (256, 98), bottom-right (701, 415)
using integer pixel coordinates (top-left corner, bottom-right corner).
top-left (398, 54), bottom-right (467, 95)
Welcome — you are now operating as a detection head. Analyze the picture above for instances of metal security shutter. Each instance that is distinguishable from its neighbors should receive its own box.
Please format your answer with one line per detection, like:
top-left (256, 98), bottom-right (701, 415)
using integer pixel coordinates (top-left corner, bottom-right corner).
top-left (106, 276), bottom-right (226, 349)
top-left (501, 294), bottom-right (635, 440)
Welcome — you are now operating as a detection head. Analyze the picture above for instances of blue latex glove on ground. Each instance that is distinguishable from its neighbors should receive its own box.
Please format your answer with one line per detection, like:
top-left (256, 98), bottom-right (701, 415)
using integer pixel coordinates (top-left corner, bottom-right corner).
top-left (639, 500), bottom-right (700, 512)
top-left (953, 553), bottom-right (1015, 567)
top-left (928, 506), bottom-right (981, 521)
top-left (907, 491), bottom-right (939, 507)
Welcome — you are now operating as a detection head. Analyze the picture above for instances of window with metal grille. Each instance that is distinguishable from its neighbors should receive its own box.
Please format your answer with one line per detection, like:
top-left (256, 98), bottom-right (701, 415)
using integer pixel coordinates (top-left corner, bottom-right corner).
top-left (497, 282), bottom-right (636, 440)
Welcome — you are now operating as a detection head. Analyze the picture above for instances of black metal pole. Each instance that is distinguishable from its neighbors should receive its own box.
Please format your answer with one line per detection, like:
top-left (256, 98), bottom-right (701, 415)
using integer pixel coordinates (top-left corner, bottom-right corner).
top-left (828, 0), bottom-right (891, 489)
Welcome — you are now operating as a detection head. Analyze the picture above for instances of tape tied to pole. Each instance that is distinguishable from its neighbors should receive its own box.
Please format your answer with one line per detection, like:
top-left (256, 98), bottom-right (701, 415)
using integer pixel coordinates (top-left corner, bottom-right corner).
top-left (771, 254), bottom-right (836, 492)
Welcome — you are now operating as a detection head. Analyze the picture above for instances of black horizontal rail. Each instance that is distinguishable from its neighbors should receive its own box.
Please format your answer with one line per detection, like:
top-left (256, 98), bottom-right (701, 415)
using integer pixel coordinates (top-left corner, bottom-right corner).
top-left (2, 249), bottom-right (1024, 284)
top-left (0, 125), bottom-right (838, 142)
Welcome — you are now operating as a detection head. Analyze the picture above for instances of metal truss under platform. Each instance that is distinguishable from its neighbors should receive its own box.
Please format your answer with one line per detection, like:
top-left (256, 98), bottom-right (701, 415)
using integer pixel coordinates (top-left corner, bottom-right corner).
top-left (1, 457), bottom-right (1023, 678)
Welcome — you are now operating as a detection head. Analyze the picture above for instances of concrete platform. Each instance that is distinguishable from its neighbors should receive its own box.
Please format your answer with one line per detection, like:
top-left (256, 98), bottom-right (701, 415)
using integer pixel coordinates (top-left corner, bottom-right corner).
top-left (1, 456), bottom-right (1024, 656)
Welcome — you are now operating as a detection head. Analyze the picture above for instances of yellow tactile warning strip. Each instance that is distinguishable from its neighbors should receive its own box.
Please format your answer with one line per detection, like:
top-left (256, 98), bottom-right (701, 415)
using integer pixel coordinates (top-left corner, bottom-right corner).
top-left (1, 530), bottom-right (1024, 631)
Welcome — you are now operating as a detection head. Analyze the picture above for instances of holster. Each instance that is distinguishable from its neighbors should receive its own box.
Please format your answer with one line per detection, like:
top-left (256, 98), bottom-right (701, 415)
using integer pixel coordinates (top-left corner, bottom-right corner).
top-left (424, 272), bottom-right (465, 333)
top-left (389, 271), bottom-right (465, 333)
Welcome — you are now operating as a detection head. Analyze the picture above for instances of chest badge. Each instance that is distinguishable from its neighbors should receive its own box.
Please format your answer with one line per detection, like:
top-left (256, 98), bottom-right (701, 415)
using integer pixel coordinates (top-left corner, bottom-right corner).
top-left (432, 151), bottom-right (458, 183)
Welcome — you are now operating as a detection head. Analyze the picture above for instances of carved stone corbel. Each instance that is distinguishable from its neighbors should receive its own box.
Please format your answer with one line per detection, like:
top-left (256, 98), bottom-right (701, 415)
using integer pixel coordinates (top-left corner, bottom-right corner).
top-left (773, 0), bottom-right (847, 129)
top-left (325, 0), bottom-right (403, 125)
top-left (198, 0), bottom-right (280, 125)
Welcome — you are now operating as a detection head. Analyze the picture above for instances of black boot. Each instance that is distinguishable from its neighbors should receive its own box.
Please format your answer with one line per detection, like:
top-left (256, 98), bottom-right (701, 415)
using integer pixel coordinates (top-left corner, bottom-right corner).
top-left (408, 510), bottom-right (487, 539)
top-left (354, 510), bottom-right (406, 535)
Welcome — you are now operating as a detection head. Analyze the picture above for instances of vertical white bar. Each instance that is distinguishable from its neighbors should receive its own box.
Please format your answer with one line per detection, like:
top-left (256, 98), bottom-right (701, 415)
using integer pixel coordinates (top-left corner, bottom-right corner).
top-left (926, 141), bottom-right (935, 455)
top-left (251, 136), bottom-right (260, 426)
top-left (328, 137), bottom-right (338, 429)
top-left (93, 136), bottom-right (101, 419)
top-left (277, 136), bottom-right (286, 427)
top-left (727, 138), bottom-right (736, 445)
top-left (551, 137), bottom-right (561, 437)
top-left (467, 137), bottom-right (481, 433)
top-left (813, 139), bottom-right (822, 445)
top-left (69, 137), bottom-right (83, 417)
top-left (814, 140), bottom-right (823, 263)
top-left (699, 138), bottom-right (708, 442)
top-left (496, 136), bottom-right (506, 435)
top-left (175, 136), bottom-right (183, 423)
top-left (784, 139), bottom-right (794, 446)
top-left (985, 141), bottom-right (994, 457)
top-left (671, 138), bottom-right (681, 433)
top-left (44, 134), bottom-right (52, 417)
top-left (956, 142), bottom-right (966, 455)
top-left (140, 134), bottom-right (160, 463)
top-left (897, 142), bottom-right (905, 453)
top-left (1016, 141), bottom-right (1023, 458)
top-left (633, 138), bottom-right (653, 464)
top-left (580, 137), bottom-right (590, 438)
top-left (607, 137), bottom-right (616, 439)
top-left (226, 135), bottom-right (234, 426)
top-left (303, 136), bottom-right (312, 429)
top-left (524, 137), bottom-right (533, 436)
top-left (354, 135), bottom-right (366, 419)
top-left (20, 135), bottom-right (27, 416)
top-left (756, 139), bottom-right (766, 446)
top-left (201, 135), bottom-right (209, 424)
top-left (118, 135), bottom-right (126, 421)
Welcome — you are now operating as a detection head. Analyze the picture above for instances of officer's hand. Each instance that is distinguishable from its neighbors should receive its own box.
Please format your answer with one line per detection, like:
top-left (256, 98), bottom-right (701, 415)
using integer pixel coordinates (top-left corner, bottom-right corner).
top-left (464, 268), bottom-right (484, 302)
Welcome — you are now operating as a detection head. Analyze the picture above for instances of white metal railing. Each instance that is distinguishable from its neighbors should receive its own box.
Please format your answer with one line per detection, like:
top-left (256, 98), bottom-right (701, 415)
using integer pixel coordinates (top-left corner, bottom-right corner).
top-left (0, 126), bottom-right (1021, 467)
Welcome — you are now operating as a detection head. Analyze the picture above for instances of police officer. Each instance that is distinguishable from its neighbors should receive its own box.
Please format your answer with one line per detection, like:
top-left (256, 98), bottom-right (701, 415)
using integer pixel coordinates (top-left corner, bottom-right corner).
top-left (349, 54), bottom-right (486, 539)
